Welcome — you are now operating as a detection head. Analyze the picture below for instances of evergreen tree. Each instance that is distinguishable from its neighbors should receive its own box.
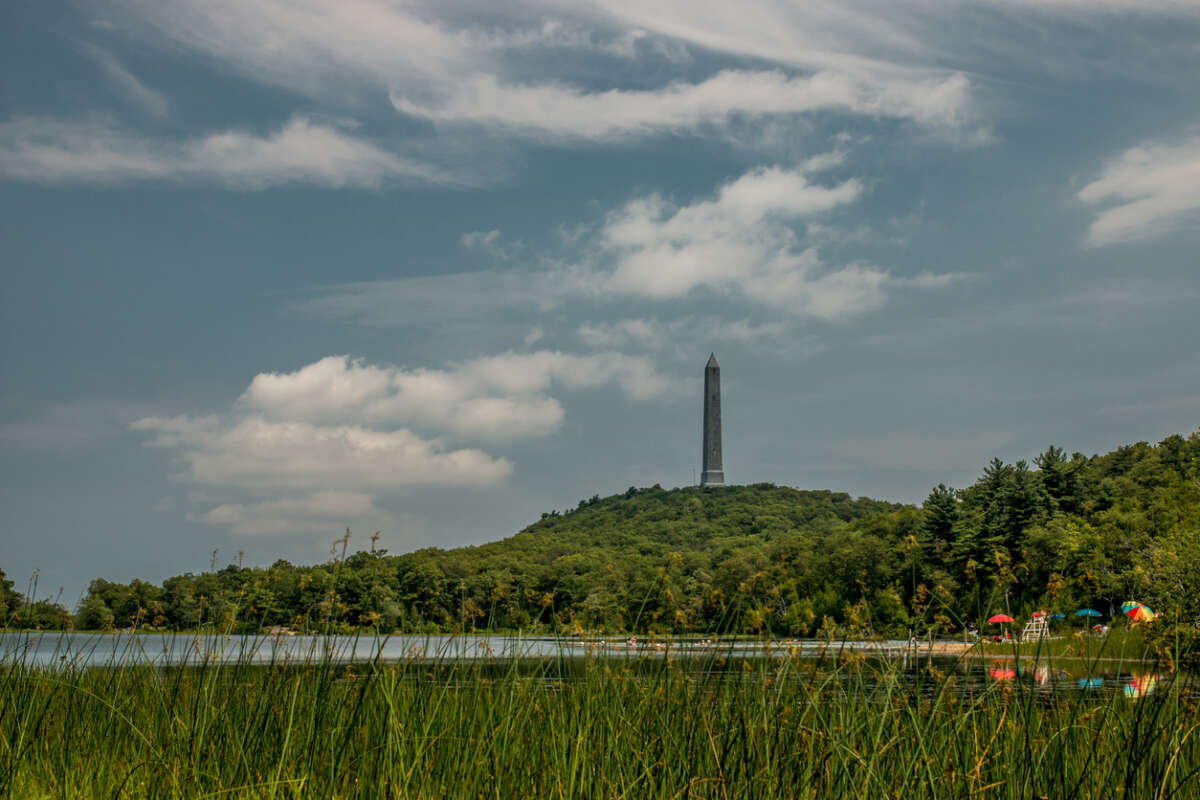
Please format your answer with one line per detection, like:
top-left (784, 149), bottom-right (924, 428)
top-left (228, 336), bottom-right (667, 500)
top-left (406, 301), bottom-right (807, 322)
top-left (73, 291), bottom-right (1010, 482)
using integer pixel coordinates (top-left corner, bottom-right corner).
top-left (1035, 445), bottom-right (1081, 512)
top-left (921, 484), bottom-right (959, 557)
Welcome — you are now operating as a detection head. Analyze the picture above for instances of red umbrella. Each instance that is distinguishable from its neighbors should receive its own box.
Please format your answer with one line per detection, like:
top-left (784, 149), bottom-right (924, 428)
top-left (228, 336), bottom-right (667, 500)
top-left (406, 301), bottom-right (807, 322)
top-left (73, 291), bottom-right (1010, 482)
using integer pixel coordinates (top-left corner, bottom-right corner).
top-left (987, 614), bottom-right (1015, 623)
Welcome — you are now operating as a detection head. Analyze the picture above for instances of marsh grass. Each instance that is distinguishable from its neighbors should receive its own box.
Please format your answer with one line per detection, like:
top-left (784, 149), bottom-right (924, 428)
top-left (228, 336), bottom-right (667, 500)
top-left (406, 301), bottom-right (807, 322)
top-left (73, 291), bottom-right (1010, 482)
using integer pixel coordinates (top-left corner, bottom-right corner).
top-left (2, 633), bottom-right (1199, 799)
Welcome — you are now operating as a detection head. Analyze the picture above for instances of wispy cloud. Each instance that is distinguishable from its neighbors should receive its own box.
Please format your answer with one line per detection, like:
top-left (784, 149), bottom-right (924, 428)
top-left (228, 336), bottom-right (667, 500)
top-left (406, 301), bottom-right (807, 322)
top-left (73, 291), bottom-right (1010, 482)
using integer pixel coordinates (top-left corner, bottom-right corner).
top-left (108, 0), bottom-right (470, 102)
top-left (462, 229), bottom-right (523, 260)
top-left (577, 317), bottom-right (788, 351)
top-left (82, 45), bottom-right (171, 119)
top-left (391, 69), bottom-right (976, 142)
top-left (195, 491), bottom-right (384, 536)
top-left (578, 0), bottom-right (938, 76)
top-left (63, 0), bottom-right (1200, 173)
top-left (0, 116), bottom-right (452, 187)
top-left (105, 0), bottom-right (982, 147)
top-left (457, 20), bottom-right (668, 61)
top-left (1079, 133), bottom-right (1200, 247)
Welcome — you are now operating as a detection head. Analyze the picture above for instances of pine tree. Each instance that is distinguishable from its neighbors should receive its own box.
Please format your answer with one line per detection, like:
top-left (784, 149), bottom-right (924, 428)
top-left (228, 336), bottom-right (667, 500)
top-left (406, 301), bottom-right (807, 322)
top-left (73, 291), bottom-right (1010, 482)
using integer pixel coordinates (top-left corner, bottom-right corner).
top-left (921, 484), bottom-right (959, 558)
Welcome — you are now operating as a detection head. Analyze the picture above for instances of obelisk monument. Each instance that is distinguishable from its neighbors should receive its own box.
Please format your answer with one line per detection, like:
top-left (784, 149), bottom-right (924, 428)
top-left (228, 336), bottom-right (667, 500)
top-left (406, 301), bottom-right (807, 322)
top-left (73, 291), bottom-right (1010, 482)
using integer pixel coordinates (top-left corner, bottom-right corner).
top-left (701, 353), bottom-right (724, 487)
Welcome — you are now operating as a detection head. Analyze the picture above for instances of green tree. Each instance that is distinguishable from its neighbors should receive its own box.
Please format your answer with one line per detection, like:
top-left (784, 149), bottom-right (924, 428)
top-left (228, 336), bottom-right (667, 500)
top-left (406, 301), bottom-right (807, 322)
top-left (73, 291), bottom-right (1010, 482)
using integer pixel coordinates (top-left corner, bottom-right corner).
top-left (0, 569), bottom-right (20, 625)
top-left (922, 484), bottom-right (959, 558)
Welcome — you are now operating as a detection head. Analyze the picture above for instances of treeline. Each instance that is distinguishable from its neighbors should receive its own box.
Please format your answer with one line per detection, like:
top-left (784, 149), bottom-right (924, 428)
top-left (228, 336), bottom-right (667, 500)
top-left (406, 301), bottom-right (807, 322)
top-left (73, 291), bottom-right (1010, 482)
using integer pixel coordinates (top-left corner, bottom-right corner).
top-left (0, 571), bottom-right (73, 631)
top-left (6, 431), bottom-right (1200, 638)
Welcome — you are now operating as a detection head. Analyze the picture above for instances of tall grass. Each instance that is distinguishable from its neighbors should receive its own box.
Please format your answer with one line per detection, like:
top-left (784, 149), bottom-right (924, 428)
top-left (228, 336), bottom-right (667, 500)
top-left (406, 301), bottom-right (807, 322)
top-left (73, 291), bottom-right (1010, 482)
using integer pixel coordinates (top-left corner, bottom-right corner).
top-left (2, 635), bottom-right (1198, 799)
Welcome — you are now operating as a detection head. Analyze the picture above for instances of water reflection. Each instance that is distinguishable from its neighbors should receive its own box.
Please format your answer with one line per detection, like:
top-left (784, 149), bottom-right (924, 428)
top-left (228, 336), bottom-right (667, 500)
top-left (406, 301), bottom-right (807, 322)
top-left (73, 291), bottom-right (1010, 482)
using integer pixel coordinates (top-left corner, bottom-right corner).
top-left (0, 632), bottom-right (1182, 701)
top-left (987, 663), bottom-right (1016, 681)
top-left (1124, 674), bottom-right (1158, 699)
top-left (1, 631), bottom-right (579, 668)
top-left (0, 631), bottom-right (922, 668)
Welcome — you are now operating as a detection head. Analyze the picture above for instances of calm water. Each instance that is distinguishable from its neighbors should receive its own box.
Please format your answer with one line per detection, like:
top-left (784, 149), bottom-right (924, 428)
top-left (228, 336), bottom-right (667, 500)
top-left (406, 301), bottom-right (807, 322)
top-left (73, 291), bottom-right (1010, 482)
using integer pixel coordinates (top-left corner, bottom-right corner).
top-left (0, 631), bottom-right (912, 668)
top-left (2, 632), bottom-right (1181, 700)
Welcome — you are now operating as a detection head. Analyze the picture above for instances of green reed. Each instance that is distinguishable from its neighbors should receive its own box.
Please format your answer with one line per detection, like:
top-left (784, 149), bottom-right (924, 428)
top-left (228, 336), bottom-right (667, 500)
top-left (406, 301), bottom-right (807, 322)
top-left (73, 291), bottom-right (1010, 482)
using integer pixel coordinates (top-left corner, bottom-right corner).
top-left (2, 636), bottom-right (1198, 799)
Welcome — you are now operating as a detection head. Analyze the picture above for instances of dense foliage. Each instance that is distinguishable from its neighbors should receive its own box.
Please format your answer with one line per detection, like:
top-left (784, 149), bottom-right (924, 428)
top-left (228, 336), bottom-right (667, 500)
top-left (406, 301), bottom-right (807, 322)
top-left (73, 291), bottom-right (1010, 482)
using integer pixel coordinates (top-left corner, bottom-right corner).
top-left (6, 430), bottom-right (1200, 637)
top-left (0, 570), bottom-right (72, 632)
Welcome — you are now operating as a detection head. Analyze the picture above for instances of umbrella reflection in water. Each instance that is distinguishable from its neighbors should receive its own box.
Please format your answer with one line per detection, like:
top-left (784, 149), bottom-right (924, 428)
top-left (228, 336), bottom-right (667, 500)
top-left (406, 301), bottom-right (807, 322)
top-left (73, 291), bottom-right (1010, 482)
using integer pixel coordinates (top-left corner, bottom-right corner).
top-left (988, 662), bottom-right (1016, 681)
top-left (1124, 674), bottom-right (1158, 699)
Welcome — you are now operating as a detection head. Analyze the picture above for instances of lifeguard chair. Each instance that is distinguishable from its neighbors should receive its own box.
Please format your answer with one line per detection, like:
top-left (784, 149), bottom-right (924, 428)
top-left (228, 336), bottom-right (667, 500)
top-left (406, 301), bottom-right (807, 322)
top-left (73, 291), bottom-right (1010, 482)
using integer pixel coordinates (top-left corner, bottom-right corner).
top-left (1020, 611), bottom-right (1051, 641)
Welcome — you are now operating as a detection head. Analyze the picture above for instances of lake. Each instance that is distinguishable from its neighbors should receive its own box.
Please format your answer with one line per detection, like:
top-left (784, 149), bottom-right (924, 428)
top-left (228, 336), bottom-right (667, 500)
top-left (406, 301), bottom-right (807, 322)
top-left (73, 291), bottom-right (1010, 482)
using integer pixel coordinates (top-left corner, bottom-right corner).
top-left (1, 631), bottom-right (1181, 701)
top-left (1, 631), bottom-right (917, 667)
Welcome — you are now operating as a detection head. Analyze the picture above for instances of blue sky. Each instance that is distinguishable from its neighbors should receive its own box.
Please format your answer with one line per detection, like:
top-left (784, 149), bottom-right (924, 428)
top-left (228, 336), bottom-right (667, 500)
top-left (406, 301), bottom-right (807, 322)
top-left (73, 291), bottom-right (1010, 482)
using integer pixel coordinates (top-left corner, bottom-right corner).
top-left (2, 0), bottom-right (1199, 605)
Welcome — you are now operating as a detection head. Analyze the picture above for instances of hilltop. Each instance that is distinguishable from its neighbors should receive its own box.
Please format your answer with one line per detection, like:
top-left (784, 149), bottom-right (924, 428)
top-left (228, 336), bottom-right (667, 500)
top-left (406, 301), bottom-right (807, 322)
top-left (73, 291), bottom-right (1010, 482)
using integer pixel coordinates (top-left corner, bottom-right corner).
top-left (386, 484), bottom-right (904, 632)
top-left (7, 429), bottom-right (1200, 639)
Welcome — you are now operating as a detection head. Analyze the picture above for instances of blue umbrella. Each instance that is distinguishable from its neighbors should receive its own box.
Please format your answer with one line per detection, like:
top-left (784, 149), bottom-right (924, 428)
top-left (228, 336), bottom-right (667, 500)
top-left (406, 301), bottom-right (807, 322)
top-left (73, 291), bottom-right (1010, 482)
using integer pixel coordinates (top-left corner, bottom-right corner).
top-left (1050, 613), bottom-right (1066, 620)
top-left (1077, 677), bottom-right (1103, 689)
top-left (1074, 609), bottom-right (1101, 617)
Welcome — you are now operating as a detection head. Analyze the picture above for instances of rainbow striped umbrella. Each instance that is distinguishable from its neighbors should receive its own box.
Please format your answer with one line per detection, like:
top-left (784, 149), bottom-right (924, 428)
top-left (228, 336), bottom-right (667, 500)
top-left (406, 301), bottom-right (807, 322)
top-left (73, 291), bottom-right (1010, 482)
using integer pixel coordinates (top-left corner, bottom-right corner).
top-left (1124, 603), bottom-right (1155, 623)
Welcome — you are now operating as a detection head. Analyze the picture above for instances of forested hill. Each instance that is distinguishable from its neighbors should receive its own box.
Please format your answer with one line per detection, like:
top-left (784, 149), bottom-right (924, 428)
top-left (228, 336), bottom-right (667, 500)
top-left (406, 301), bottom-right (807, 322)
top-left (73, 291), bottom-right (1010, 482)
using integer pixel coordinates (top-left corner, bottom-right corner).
top-left (4, 430), bottom-right (1200, 637)
top-left (384, 485), bottom-right (902, 633)
top-left (447, 484), bottom-right (899, 580)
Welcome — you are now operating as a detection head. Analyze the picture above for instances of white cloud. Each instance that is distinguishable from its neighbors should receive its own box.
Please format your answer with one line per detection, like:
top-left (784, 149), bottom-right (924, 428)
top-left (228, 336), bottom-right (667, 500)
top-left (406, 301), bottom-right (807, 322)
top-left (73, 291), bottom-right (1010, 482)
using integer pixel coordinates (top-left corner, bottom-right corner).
top-left (239, 356), bottom-right (564, 440)
top-left (132, 415), bottom-right (512, 489)
top-left (109, 0), bottom-right (470, 102)
top-left (238, 351), bottom-right (675, 439)
top-left (195, 491), bottom-right (382, 535)
top-left (457, 20), bottom-right (660, 61)
top-left (587, 0), bottom-right (1200, 82)
top-left (801, 150), bottom-right (848, 173)
top-left (578, 319), bottom-right (666, 350)
top-left (296, 164), bottom-right (952, 325)
top-left (578, 317), bottom-right (787, 350)
top-left (582, 0), bottom-right (933, 72)
top-left (87, 0), bottom-right (1200, 163)
top-left (133, 348), bottom-right (675, 534)
top-left (390, 69), bottom-right (975, 142)
top-left (103, 0), bottom-right (980, 147)
top-left (462, 229), bottom-right (501, 249)
top-left (589, 165), bottom-right (900, 317)
top-left (462, 228), bottom-right (522, 259)
top-left (1078, 134), bottom-right (1200, 247)
top-left (0, 116), bottom-right (450, 187)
